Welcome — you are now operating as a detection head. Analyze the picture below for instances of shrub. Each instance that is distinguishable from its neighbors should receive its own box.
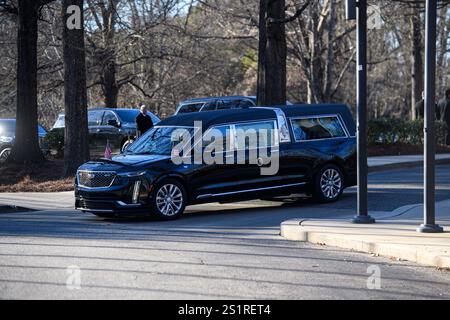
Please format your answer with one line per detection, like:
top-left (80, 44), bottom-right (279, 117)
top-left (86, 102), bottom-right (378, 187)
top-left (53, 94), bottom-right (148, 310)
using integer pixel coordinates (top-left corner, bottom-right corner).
top-left (368, 118), bottom-right (447, 146)
top-left (43, 128), bottom-right (64, 158)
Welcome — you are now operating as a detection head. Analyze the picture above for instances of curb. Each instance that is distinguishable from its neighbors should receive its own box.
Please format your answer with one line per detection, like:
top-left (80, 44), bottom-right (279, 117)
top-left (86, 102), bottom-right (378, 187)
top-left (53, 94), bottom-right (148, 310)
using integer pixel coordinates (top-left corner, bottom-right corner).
top-left (369, 157), bottom-right (450, 173)
top-left (280, 221), bottom-right (450, 269)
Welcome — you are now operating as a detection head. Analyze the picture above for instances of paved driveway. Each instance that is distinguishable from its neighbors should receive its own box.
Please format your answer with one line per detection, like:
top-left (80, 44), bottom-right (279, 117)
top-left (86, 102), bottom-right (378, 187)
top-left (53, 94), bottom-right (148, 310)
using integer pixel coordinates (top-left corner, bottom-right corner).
top-left (0, 166), bottom-right (450, 299)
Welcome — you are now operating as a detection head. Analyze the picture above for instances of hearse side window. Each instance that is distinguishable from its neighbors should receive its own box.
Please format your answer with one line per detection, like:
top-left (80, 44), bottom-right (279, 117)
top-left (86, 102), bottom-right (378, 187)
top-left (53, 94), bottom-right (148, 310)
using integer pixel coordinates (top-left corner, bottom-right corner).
top-left (203, 125), bottom-right (233, 152)
top-left (234, 121), bottom-right (276, 150)
top-left (291, 116), bottom-right (347, 141)
top-left (178, 103), bottom-right (203, 114)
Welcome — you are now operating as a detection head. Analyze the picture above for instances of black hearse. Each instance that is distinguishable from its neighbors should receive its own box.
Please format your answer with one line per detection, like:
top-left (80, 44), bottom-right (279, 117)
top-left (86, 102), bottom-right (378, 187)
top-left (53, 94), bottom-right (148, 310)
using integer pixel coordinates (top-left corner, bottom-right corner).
top-left (75, 105), bottom-right (356, 220)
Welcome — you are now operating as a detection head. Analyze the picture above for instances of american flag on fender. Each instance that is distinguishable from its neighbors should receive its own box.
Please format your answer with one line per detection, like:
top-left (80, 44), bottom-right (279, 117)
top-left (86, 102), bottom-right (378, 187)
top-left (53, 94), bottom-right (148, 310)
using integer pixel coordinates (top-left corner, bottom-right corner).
top-left (104, 140), bottom-right (112, 160)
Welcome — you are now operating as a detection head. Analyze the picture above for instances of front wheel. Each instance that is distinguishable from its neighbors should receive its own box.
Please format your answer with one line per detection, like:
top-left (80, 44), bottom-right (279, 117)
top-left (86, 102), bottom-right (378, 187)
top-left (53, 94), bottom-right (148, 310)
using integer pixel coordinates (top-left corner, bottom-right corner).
top-left (121, 139), bottom-right (135, 153)
top-left (151, 179), bottom-right (187, 220)
top-left (0, 148), bottom-right (11, 164)
top-left (312, 164), bottom-right (344, 203)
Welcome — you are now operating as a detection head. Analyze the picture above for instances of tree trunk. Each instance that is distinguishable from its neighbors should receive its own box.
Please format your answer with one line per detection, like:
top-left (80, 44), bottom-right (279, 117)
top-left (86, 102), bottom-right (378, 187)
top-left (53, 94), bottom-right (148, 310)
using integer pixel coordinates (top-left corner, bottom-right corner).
top-left (323, 0), bottom-right (336, 102)
top-left (410, 6), bottom-right (423, 121)
top-left (102, 58), bottom-right (119, 108)
top-left (62, 0), bottom-right (90, 177)
top-left (257, 0), bottom-right (287, 106)
top-left (265, 0), bottom-right (287, 105)
top-left (256, 0), bottom-right (267, 106)
top-left (9, 0), bottom-right (45, 164)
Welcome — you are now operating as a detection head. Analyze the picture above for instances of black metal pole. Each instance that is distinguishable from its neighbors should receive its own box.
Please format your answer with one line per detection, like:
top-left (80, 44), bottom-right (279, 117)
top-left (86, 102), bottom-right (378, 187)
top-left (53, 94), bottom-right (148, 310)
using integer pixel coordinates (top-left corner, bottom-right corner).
top-left (353, 0), bottom-right (375, 224)
top-left (417, 0), bottom-right (443, 233)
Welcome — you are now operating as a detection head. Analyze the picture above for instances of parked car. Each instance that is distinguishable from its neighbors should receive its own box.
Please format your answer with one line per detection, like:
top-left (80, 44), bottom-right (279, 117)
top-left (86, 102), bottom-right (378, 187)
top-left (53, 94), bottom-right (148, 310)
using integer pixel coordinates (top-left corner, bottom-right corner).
top-left (174, 96), bottom-right (293, 115)
top-left (75, 104), bottom-right (357, 220)
top-left (52, 108), bottom-right (160, 152)
top-left (0, 119), bottom-right (48, 164)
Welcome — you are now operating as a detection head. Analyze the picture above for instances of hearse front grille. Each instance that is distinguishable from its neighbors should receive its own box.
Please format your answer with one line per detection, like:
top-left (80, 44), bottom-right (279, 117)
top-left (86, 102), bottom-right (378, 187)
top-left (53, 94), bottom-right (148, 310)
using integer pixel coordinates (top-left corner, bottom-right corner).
top-left (77, 171), bottom-right (116, 188)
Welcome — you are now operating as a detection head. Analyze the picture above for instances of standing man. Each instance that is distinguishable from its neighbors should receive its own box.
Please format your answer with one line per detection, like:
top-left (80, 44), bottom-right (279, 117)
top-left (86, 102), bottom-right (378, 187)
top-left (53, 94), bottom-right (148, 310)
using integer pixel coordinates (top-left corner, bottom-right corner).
top-left (416, 91), bottom-right (440, 121)
top-left (438, 88), bottom-right (450, 145)
top-left (136, 104), bottom-right (154, 138)
top-left (415, 91), bottom-right (425, 120)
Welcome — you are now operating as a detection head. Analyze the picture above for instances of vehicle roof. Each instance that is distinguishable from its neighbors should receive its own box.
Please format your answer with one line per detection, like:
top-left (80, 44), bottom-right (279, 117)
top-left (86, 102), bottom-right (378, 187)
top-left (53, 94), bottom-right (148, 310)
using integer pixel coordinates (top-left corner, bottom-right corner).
top-left (159, 104), bottom-right (356, 135)
top-left (179, 96), bottom-right (256, 104)
top-left (57, 108), bottom-right (141, 116)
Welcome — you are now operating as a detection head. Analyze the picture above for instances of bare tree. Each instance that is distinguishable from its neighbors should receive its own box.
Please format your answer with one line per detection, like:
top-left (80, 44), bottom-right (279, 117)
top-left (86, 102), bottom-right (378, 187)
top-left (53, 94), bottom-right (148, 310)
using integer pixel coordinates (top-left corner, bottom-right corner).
top-left (62, 0), bottom-right (90, 176)
top-left (257, 0), bottom-right (310, 106)
top-left (6, 0), bottom-right (54, 164)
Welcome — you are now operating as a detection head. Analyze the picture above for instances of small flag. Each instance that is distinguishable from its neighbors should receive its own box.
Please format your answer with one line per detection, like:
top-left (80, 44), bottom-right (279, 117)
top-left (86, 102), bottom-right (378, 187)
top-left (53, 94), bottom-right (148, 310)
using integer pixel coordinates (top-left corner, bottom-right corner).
top-left (104, 140), bottom-right (112, 160)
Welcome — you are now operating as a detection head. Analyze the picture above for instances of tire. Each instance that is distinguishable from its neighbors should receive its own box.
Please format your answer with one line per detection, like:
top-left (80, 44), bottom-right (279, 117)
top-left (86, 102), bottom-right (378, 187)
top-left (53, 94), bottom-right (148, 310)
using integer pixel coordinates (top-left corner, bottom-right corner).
top-left (312, 164), bottom-right (344, 203)
top-left (150, 178), bottom-right (187, 220)
top-left (0, 148), bottom-right (11, 164)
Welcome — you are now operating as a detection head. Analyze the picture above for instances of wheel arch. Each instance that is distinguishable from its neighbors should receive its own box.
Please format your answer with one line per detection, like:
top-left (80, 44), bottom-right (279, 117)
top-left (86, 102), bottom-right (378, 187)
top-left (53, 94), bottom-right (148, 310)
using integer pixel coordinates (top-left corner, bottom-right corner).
top-left (153, 173), bottom-right (192, 203)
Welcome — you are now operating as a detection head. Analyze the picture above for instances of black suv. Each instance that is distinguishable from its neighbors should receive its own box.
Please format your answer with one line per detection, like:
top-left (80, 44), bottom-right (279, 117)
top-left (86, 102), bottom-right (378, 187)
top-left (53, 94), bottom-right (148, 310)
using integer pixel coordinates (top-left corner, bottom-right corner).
top-left (75, 104), bottom-right (356, 220)
top-left (0, 119), bottom-right (48, 164)
top-left (52, 108), bottom-right (160, 152)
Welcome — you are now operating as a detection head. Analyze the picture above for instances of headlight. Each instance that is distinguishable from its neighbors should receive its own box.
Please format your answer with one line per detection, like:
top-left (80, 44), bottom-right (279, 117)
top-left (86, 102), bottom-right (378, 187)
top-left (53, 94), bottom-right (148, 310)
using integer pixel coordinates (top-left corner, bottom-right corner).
top-left (117, 171), bottom-right (146, 178)
top-left (0, 136), bottom-right (13, 143)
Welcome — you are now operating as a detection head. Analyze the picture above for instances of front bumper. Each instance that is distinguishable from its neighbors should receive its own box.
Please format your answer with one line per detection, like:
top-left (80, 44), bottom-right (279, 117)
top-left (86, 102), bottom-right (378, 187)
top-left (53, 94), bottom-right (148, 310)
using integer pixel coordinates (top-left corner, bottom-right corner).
top-left (75, 178), bottom-right (153, 217)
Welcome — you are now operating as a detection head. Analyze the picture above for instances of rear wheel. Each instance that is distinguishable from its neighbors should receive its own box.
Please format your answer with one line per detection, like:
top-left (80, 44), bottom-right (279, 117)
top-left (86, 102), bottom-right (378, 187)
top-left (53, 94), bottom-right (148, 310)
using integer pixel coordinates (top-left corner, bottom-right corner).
top-left (151, 179), bottom-right (187, 220)
top-left (313, 164), bottom-right (344, 203)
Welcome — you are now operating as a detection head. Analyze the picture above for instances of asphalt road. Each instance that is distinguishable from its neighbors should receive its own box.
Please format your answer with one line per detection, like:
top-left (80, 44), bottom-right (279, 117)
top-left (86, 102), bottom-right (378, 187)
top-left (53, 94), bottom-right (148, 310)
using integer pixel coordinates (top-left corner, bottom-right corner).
top-left (0, 165), bottom-right (450, 299)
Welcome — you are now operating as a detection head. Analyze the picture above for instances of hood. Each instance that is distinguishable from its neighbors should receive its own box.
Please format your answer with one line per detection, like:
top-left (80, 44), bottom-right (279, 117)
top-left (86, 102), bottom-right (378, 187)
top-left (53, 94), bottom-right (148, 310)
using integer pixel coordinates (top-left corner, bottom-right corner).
top-left (112, 154), bottom-right (171, 166)
top-left (78, 154), bottom-right (172, 174)
top-left (121, 122), bottom-right (137, 129)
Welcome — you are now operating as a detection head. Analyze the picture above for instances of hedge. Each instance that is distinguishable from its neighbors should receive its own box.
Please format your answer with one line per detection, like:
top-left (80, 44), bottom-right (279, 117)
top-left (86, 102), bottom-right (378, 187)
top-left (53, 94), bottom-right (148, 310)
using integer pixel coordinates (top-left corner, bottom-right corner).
top-left (368, 118), bottom-right (447, 146)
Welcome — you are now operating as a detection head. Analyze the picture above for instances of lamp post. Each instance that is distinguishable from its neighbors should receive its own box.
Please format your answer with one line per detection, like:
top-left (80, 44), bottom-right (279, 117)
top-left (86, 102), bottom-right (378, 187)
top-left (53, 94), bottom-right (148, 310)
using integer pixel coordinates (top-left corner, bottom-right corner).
top-left (417, 0), bottom-right (443, 233)
top-left (346, 0), bottom-right (375, 224)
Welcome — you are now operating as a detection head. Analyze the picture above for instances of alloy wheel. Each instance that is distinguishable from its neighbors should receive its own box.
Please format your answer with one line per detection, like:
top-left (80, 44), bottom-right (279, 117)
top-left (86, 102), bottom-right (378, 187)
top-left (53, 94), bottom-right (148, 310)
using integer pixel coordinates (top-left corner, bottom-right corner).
top-left (320, 168), bottom-right (342, 200)
top-left (155, 184), bottom-right (184, 217)
top-left (0, 148), bottom-right (11, 164)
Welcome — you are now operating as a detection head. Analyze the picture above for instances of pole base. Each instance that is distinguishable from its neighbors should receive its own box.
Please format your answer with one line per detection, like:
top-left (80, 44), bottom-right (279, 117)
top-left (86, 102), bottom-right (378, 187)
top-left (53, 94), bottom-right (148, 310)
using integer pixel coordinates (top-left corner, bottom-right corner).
top-left (416, 224), bottom-right (444, 233)
top-left (352, 215), bottom-right (376, 224)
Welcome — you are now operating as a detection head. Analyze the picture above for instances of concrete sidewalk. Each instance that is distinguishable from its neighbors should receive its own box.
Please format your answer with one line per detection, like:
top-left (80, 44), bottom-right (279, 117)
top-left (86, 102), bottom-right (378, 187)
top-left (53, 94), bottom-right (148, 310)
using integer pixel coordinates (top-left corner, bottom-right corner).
top-left (281, 200), bottom-right (450, 269)
top-left (0, 192), bottom-right (74, 211)
top-left (368, 153), bottom-right (450, 172)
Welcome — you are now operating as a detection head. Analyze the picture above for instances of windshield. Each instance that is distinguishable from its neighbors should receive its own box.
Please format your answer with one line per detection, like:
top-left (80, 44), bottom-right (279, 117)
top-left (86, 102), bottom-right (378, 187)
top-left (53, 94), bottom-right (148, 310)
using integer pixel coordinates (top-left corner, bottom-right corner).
top-left (0, 120), bottom-right (47, 136)
top-left (126, 126), bottom-right (194, 156)
top-left (0, 120), bottom-right (15, 135)
top-left (53, 115), bottom-right (65, 129)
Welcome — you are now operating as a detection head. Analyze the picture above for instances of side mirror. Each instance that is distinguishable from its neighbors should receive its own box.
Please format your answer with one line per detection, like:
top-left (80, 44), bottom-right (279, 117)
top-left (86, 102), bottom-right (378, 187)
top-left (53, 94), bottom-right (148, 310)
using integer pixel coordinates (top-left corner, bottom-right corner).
top-left (108, 119), bottom-right (120, 127)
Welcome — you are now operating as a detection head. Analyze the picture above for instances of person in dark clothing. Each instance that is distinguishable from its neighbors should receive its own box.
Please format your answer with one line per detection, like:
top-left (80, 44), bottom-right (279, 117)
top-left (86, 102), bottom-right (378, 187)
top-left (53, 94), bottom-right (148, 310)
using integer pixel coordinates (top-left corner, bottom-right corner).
top-left (135, 105), bottom-right (154, 137)
top-left (415, 91), bottom-right (440, 120)
top-left (415, 92), bottom-right (425, 119)
top-left (438, 88), bottom-right (450, 145)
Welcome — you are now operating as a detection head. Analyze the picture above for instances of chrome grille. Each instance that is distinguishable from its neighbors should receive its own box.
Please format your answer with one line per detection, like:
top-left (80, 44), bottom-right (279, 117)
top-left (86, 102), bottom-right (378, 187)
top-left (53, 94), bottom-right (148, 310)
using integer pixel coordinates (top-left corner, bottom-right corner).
top-left (77, 171), bottom-right (116, 188)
